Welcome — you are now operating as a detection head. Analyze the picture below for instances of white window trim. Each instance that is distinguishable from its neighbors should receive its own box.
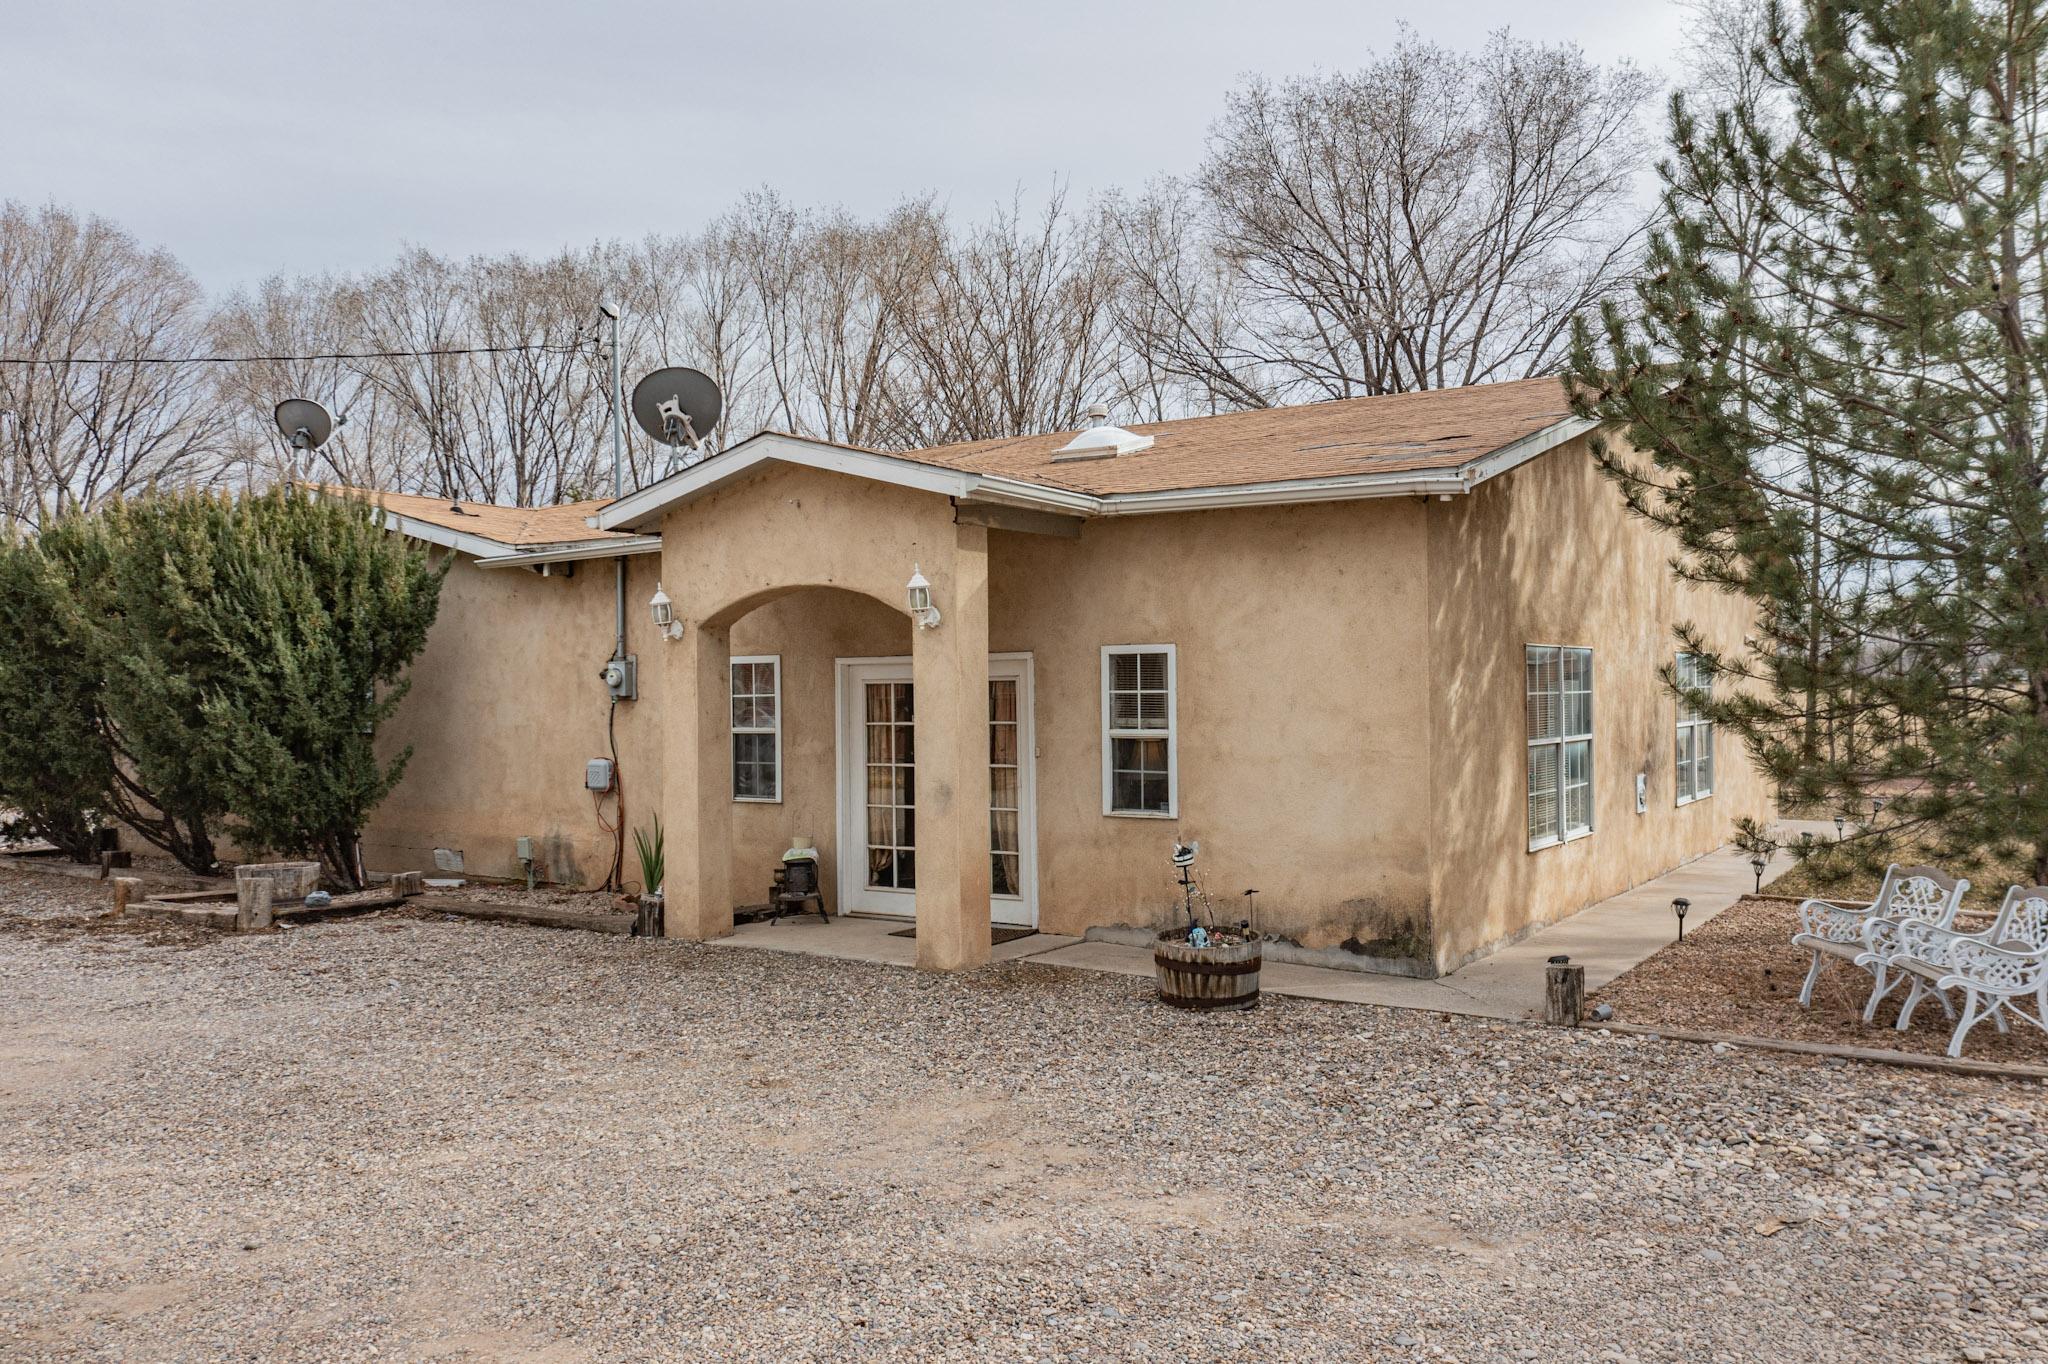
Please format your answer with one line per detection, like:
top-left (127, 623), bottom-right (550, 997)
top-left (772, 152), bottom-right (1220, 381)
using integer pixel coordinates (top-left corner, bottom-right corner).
top-left (1101, 644), bottom-right (1178, 819)
top-left (1527, 643), bottom-right (1595, 852)
top-left (731, 654), bottom-right (782, 804)
top-left (1675, 652), bottom-right (1714, 806)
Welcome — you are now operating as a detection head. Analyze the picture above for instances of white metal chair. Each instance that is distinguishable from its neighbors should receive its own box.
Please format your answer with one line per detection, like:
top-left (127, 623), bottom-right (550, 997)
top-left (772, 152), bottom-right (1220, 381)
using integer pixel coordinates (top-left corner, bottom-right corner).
top-left (1791, 865), bottom-right (1968, 1007)
top-left (1879, 885), bottom-right (2048, 1057)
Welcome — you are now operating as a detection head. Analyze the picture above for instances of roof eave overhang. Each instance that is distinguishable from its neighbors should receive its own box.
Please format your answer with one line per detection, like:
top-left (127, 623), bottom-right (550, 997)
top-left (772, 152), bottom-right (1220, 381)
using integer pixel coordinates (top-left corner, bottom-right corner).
top-left (589, 432), bottom-right (1087, 532)
top-left (1082, 415), bottom-right (1598, 516)
top-left (589, 414), bottom-right (1599, 529)
top-left (473, 535), bottom-right (665, 568)
top-left (378, 511), bottom-right (515, 561)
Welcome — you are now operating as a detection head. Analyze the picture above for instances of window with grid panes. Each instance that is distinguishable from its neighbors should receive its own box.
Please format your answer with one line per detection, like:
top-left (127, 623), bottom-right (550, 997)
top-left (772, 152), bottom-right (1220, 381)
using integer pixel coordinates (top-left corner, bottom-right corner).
top-left (730, 656), bottom-right (780, 801)
top-left (1675, 652), bottom-right (1714, 803)
top-left (1103, 646), bottom-right (1175, 816)
top-left (1527, 645), bottom-right (1592, 848)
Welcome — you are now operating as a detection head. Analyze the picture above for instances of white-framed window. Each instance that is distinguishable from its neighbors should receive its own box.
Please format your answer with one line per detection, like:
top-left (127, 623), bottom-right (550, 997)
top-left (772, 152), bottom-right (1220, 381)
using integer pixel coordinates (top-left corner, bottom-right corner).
top-left (730, 655), bottom-right (781, 802)
top-left (1102, 645), bottom-right (1177, 817)
top-left (1675, 651), bottom-right (1715, 804)
top-left (1527, 645), bottom-right (1593, 849)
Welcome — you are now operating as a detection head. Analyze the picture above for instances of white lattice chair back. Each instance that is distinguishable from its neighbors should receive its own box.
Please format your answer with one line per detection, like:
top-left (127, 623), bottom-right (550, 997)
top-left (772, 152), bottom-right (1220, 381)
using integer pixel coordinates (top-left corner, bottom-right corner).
top-left (1990, 886), bottom-right (2048, 951)
top-left (1886, 866), bottom-right (1966, 925)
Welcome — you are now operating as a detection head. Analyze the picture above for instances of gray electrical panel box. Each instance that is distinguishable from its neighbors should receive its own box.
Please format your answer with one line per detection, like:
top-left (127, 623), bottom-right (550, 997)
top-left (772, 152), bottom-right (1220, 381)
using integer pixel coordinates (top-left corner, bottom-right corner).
top-left (601, 653), bottom-right (638, 702)
top-left (585, 758), bottom-right (615, 792)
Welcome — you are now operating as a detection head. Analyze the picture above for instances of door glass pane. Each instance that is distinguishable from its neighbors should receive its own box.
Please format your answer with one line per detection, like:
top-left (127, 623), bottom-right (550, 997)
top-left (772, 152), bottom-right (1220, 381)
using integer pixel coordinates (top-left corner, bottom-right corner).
top-left (865, 681), bottom-right (915, 890)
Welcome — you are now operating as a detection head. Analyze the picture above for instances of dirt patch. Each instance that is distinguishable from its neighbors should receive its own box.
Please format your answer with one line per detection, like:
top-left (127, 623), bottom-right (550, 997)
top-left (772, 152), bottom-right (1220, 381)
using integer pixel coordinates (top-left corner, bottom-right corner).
top-left (1593, 894), bottom-right (2048, 1064)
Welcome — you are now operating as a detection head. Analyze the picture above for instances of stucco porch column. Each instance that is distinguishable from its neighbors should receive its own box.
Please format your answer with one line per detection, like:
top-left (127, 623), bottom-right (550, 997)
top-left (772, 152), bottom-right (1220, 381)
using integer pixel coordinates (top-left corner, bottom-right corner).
top-left (910, 522), bottom-right (992, 971)
top-left (662, 618), bottom-right (733, 940)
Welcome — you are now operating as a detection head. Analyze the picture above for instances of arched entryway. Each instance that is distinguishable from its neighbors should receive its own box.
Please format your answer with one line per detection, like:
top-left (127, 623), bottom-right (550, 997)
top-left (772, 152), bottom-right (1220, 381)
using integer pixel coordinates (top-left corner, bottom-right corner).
top-left (651, 469), bottom-right (1000, 970)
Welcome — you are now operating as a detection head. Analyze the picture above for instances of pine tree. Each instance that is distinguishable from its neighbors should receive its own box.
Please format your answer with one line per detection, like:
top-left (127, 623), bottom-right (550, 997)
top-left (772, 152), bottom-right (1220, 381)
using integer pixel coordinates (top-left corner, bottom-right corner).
top-left (1571, 0), bottom-right (2048, 879)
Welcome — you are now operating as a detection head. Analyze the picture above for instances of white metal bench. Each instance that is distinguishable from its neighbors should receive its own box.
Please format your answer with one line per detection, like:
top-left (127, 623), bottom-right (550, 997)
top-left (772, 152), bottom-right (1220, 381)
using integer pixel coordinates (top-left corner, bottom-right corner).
top-left (1869, 884), bottom-right (2048, 1057)
top-left (1791, 865), bottom-right (1968, 1007)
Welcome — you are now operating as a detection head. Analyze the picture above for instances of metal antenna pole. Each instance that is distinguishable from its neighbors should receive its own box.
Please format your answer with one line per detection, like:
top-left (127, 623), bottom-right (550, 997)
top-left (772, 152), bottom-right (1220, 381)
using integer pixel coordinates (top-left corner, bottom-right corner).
top-left (602, 301), bottom-right (626, 663)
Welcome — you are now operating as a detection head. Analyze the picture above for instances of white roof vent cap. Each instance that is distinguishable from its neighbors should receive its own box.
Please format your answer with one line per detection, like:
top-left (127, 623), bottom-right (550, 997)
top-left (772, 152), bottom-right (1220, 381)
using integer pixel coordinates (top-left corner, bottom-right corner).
top-left (1054, 402), bottom-right (1154, 462)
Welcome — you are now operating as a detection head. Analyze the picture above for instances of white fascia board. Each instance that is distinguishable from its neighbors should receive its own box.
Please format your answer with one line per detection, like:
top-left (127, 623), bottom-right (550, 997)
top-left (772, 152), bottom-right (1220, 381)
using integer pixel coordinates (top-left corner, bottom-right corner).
top-left (1456, 416), bottom-right (1598, 486)
top-left (1090, 469), bottom-right (1470, 516)
top-left (379, 511), bottom-right (513, 560)
top-left (592, 433), bottom-right (987, 532)
top-left (590, 415), bottom-right (1602, 530)
top-left (473, 535), bottom-right (665, 569)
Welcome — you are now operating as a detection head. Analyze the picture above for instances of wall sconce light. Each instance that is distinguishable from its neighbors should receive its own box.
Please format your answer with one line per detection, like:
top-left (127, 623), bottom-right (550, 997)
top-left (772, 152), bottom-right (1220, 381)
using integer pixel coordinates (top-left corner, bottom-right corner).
top-left (648, 582), bottom-right (683, 641)
top-left (906, 564), bottom-right (941, 630)
top-left (1671, 896), bottom-right (1691, 943)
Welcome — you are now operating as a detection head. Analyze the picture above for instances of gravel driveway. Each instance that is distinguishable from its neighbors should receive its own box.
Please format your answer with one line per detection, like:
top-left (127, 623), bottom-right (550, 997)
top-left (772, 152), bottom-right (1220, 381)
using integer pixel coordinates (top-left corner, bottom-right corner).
top-left (1, 867), bottom-right (2043, 1363)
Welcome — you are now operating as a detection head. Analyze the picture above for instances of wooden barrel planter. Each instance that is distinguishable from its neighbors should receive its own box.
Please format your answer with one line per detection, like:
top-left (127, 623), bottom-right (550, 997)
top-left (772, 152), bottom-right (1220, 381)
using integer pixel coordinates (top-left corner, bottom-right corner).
top-left (1153, 929), bottom-right (1262, 1011)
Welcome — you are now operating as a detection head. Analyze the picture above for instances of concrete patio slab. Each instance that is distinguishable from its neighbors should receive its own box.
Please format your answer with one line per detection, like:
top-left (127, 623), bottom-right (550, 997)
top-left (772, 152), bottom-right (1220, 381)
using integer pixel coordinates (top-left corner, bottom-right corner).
top-left (708, 820), bottom-right (1835, 1024)
top-left (709, 912), bottom-right (1078, 968)
top-left (1033, 820), bottom-right (1835, 1020)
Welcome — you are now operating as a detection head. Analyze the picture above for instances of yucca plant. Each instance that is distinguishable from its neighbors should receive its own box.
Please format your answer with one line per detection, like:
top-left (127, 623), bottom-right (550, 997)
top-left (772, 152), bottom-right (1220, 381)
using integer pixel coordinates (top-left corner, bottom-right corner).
top-left (633, 814), bottom-right (664, 896)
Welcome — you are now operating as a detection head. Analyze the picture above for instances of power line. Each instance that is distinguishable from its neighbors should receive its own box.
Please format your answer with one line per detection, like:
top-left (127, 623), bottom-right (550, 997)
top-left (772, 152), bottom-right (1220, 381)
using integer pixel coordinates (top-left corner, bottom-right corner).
top-left (0, 340), bottom-right (594, 366)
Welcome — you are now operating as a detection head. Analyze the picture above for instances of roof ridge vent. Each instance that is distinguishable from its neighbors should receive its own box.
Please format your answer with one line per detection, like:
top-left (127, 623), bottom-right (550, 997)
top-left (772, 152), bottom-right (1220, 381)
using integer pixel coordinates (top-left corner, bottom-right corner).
top-left (1053, 403), bottom-right (1154, 462)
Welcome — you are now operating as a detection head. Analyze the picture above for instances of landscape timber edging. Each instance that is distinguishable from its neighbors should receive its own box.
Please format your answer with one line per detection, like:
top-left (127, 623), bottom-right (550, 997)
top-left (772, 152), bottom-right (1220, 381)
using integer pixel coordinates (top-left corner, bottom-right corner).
top-left (1597, 1020), bottom-right (2048, 1084)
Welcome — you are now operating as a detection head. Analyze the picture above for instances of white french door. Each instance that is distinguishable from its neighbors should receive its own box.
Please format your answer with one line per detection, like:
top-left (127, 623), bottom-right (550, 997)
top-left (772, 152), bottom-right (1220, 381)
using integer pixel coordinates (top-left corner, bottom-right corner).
top-left (835, 654), bottom-right (1037, 927)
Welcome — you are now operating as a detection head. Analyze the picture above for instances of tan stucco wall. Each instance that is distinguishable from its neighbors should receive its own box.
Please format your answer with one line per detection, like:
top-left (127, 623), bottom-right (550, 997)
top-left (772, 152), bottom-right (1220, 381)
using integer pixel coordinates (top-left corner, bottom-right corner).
top-left (986, 505), bottom-right (1435, 947)
top-left (1424, 435), bottom-right (1775, 972)
top-left (362, 551), bottom-right (669, 890)
top-left (647, 461), bottom-right (1436, 950)
top-left (361, 433), bottom-right (1770, 972)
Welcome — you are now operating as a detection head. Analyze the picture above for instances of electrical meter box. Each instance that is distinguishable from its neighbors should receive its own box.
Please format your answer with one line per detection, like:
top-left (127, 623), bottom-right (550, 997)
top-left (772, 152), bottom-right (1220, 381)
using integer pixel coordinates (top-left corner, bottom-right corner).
top-left (601, 654), bottom-right (637, 702)
top-left (585, 758), bottom-right (615, 792)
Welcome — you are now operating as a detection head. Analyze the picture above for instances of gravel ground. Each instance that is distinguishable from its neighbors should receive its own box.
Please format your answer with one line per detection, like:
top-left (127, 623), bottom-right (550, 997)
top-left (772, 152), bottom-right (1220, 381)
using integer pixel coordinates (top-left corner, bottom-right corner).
top-left (1595, 897), bottom-right (2048, 1065)
top-left (2, 866), bottom-right (2044, 1363)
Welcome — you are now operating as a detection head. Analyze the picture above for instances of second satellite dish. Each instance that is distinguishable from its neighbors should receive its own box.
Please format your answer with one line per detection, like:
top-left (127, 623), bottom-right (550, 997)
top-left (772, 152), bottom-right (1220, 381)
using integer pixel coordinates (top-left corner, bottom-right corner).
top-left (274, 398), bottom-right (334, 451)
top-left (630, 367), bottom-right (722, 449)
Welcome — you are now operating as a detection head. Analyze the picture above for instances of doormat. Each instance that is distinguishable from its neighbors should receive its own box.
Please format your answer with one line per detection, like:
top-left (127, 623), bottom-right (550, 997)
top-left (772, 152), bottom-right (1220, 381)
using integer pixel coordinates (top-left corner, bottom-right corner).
top-left (890, 925), bottom-right (1039, 945)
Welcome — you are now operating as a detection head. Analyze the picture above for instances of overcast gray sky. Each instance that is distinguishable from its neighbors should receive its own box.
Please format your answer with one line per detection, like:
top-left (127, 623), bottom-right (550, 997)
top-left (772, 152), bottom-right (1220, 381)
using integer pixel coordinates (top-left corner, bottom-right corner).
top-left (2, 0), bottom-right (1691, 298)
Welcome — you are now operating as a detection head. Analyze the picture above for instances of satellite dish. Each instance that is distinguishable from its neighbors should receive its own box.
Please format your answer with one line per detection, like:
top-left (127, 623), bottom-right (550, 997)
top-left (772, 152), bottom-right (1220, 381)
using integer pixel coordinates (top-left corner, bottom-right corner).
top-left (630, 367), bottom-right (722, 450)
top-left (274, 398), bottom-right (334, 452)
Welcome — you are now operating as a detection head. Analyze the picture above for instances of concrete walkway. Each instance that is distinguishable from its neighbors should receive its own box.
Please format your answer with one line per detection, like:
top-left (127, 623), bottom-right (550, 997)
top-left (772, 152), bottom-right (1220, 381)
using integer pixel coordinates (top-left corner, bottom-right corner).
top-left (715, 821), bottom-right (1831, 1023)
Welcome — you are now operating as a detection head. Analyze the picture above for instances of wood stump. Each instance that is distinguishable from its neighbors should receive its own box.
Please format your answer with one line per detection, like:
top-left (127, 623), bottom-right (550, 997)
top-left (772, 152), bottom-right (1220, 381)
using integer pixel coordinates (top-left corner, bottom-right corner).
top-left (1545, 960), bottom-right (1586, 1026)
top-left (235, 877), bottom-right (275, 931)
top-left (111, 876), bottom-right (142, 920)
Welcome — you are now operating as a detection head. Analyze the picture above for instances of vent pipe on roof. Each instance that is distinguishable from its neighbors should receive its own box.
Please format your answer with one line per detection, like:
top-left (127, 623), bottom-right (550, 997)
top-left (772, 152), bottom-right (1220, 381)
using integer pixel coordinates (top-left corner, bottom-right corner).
top-left (1053, 400), bottom-right (1154, 462)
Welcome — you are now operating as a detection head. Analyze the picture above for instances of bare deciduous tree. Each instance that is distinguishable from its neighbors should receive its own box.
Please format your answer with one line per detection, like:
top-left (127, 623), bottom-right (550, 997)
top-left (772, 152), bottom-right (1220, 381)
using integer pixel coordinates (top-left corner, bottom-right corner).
top-left (0, 202), bottom-right (228, 532)
top-left (1115, 30), bottom-right (1655, 405)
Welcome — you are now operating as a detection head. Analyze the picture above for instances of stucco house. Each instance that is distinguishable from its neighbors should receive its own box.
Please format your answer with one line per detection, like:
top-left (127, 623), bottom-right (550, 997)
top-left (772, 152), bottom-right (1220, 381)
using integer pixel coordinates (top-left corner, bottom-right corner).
top-left (352, 375), bottom-right (1772, 975)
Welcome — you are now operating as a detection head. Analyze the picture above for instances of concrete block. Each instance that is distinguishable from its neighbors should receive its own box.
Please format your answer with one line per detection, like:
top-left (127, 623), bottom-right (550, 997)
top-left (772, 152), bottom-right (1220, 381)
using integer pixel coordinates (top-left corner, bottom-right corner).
top-left (385, 870), bottom-right (425, 897)
top-left (234, 861), bottom-right (321, 900)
